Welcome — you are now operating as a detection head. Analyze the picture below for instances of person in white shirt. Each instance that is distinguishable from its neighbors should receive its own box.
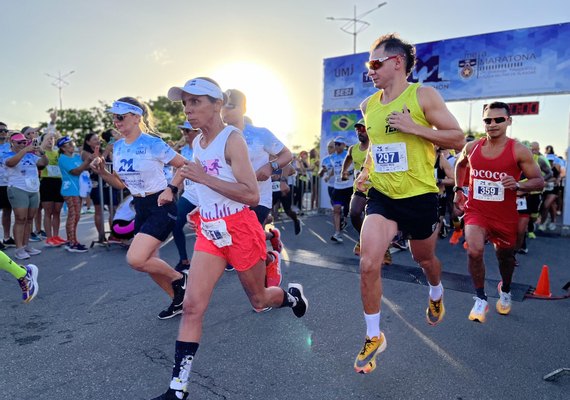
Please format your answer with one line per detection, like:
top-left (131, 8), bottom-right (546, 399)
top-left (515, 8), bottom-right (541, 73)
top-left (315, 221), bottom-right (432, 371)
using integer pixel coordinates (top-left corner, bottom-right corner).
top-left (90, 97), bottom-right (188, 320)
top-left (3, 132), bottom-right (48, 260)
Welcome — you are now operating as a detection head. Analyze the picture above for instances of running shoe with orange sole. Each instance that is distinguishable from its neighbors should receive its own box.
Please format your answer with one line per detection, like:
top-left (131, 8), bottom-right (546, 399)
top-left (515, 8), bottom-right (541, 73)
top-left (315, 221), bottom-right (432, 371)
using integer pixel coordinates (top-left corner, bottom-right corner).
top-left (269, 228), bottom-right (283, 253)
top-left (265, 250), bottom-right (282, 287)
top-left (449, 229), bottom-right (463, 245)
top-left (354, 332), bottom-right (387, 374)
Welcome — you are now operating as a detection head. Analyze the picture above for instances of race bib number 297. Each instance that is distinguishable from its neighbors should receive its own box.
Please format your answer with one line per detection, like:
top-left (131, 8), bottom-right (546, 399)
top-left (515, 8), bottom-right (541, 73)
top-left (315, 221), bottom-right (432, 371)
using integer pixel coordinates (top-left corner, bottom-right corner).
top-left (372, 142), bottom-right (408, 173)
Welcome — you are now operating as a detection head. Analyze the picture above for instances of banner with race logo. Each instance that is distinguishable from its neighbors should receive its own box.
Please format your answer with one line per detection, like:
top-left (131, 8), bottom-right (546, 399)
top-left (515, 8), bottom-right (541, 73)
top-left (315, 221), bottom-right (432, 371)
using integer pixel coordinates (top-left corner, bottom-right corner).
top-left (322, 23), bottom-right (570, 110)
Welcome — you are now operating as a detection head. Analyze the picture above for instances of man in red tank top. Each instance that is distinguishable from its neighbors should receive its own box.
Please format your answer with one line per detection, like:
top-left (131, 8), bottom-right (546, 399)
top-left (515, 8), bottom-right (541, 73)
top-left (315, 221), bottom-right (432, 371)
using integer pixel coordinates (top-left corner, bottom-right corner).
top-left (454, 102), bottom-right (543, 323)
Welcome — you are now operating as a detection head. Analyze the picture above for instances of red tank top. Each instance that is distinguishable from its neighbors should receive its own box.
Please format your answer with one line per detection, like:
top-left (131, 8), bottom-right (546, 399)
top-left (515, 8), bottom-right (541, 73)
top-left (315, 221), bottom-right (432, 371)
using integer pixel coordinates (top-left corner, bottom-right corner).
top-left (465, 138), bottom-right (521, 223)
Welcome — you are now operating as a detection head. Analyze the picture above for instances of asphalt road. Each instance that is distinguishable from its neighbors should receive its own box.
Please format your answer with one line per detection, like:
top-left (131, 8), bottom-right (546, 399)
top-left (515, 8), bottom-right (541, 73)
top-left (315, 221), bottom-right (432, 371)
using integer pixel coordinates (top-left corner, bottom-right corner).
top-left (1, 211), bottom-right (569, 400)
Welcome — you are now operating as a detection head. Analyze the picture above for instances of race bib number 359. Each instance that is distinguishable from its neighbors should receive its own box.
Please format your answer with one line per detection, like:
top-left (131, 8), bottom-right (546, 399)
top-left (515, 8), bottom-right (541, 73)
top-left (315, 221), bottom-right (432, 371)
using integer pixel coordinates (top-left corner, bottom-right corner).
top-left (372, 142), bottom-right (408, 173)
top-left (473, 179), bottom-right (504, 202)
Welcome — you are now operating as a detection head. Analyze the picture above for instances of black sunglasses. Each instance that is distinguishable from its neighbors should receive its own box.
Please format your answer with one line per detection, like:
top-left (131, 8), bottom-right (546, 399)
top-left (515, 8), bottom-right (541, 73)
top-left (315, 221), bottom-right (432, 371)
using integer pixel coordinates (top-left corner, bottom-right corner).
top-left (113, 114), bottom-right (129, 121)
top-left (334, 142), bottom-right (344, 146)
top-left (0, 129), bottom-right (8, 134)
top-left (483, 117), bottom-right (508, 125)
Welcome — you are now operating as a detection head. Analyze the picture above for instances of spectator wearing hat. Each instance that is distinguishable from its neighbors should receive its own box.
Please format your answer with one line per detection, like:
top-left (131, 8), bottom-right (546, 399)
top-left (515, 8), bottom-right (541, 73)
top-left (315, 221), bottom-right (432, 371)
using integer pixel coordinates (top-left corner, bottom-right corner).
top-left (90, 97), bottom-right (187, 320)
top-left (172, 121), bottom-right (200, 273)
top-left (58, 136), bottom-right (94, 252)
top-left (2, 132), bottom-right (48, 260)
top-left (329, 135), bottom-right (353, 243)
top-left (0, 122), bottom-right (16, 249)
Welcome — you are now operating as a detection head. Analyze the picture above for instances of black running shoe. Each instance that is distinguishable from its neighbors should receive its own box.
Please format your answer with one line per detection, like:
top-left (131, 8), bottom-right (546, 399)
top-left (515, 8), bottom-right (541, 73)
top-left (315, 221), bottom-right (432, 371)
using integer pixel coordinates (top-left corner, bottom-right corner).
top-left (288, 283), bottom-right (308, 318)
top-left (157, 302), bottom-right (183, 320)
top-left (172, 273), bottom-right (188, 306)
top-left (174, 261), bottom-right (190, 273)
top-left (151, 388), bottom-right (188, 400)
top-left (3, 237), bottom-right (16, 247)
top-left (294, 219), bottom-right (302, 235)
top-left (340, 218), bottom-right (347, 231)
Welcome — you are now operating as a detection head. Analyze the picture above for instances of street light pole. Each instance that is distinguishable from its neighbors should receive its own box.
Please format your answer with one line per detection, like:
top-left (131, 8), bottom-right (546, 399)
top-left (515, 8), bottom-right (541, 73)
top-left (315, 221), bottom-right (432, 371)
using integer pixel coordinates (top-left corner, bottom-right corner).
top-left (45, 70), bottom-right (75, 110)
top-left (326, 2), bottom-right (388, 54)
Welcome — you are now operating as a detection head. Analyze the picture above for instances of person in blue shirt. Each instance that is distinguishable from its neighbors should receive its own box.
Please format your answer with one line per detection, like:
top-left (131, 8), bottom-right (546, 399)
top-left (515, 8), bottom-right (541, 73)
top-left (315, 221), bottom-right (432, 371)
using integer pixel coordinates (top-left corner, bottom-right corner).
top-left (57, 136), bottom-right (94, 252)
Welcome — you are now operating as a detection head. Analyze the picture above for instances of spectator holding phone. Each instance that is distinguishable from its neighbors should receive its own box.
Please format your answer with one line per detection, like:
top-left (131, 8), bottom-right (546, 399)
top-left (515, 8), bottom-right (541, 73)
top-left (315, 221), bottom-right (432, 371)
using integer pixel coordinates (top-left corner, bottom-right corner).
top-left (2, 132), bottom-right (48, 259)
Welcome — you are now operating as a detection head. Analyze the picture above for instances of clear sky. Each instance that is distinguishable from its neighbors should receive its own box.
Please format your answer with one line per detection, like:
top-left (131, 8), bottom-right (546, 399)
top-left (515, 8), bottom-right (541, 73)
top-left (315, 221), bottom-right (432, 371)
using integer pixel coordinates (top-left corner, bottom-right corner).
top-left (1, 0), bottom-right (568, 154)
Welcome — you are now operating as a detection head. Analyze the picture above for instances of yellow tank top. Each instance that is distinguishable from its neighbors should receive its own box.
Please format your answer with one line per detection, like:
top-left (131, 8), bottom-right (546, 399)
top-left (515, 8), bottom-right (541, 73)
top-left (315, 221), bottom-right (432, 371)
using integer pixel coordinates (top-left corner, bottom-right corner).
top-left (351, 143), bottom-right (369, 194)
top-left (364, 83), bottom-right (437, 199)
top-left (40, 150), bottom-right (62, 179)
top-left (351, 143), bottom-right (368, 172)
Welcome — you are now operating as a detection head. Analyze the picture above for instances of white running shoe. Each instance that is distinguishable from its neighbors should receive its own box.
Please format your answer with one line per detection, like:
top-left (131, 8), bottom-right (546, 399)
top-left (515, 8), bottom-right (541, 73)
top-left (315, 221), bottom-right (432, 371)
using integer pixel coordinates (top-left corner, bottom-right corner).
top-left (24, 246), bottom-right (42, 256)
top-left (468, 297), bottom-right (489, 323)
top-left (15, 248), bottom-right (31, 260)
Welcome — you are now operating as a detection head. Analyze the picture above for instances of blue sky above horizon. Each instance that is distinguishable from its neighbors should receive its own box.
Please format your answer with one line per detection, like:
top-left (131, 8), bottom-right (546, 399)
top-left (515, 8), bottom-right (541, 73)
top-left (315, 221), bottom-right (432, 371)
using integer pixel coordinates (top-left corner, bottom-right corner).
top-left (1, 0), bottom-right (568, 154)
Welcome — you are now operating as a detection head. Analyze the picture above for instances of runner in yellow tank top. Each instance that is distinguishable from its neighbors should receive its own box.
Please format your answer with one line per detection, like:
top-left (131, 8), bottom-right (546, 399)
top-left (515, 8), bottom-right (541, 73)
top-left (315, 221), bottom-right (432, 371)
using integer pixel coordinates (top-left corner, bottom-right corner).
top-left (352, 33), bottom-right (464, 375)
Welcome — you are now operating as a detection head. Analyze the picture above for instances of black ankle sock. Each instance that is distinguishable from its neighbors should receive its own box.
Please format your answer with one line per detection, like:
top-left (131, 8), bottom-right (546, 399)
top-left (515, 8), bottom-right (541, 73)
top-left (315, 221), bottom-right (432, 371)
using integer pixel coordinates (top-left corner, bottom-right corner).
top-left (501, 283), bottom-right (511, 293)
top-left (172, 341), bottom-right (199, 378)
top-left (280, 288), bottom-right (296, 308)
top-left (476, 288), bottom-right (487, 301)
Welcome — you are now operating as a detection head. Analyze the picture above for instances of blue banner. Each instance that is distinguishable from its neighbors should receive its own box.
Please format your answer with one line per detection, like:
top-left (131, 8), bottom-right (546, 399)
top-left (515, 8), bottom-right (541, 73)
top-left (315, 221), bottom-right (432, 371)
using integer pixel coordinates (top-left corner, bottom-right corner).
top-left (322, 23), bottom-right (570, 110)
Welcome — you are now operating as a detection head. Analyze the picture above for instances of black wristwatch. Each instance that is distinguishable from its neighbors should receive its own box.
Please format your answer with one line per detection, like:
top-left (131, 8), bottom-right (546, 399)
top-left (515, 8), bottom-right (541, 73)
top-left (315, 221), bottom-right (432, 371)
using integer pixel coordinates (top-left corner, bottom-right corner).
top-left (452, 186), bottom-right (464, 193)
top-left (167, 184), bottom-right (179, 195)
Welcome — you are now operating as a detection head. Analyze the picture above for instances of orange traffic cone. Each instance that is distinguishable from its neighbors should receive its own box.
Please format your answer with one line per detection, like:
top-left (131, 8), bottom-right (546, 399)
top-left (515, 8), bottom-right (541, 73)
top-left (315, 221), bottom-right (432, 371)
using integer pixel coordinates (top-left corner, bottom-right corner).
top-left (534, 265), bottom-right (552, 297)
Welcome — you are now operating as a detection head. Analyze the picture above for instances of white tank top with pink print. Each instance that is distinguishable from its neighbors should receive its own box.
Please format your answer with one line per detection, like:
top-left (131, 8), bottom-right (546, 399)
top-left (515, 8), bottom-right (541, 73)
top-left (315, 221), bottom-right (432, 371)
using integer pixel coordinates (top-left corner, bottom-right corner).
top-left (191, 125), bottom-right (247, 219)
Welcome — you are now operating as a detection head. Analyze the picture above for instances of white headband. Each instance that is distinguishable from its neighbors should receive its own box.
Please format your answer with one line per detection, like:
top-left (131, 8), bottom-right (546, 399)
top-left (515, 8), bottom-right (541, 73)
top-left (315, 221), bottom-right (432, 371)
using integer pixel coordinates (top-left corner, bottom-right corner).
top-left (106, 101), bottom-right (143, 116)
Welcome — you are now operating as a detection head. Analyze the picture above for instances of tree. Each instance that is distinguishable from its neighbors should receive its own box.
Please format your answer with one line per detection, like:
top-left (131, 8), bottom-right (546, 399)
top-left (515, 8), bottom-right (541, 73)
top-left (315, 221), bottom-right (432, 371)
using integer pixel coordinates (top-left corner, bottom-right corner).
top-left (37, 96), bottom-right (186, 143)
top-left (148, 96), bottom-right (186, 140)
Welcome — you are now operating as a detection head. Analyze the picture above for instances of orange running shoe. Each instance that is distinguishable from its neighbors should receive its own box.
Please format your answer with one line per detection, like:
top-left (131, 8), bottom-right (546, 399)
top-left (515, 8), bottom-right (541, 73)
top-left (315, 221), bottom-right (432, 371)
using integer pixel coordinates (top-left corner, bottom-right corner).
top-left (268, 228), bottom-right (283, 253)
top-left (463, 241), bottom-right (469, 250)
top-left (449, 229), bottom-right (463, 245)
top-left (265, 251), bottom-right (282, 287)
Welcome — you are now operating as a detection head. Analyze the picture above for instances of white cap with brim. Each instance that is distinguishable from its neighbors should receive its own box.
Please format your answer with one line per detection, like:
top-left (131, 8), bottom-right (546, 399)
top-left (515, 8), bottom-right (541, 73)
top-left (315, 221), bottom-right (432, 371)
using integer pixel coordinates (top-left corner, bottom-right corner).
top-left (178, 121), bottom-right (193, 130)
top-left (167, 78), bottom-right (224, 102)
top-left (334, 136), bottom-right (347, 144)
top-left (106, 101), bottom-right (143, 116)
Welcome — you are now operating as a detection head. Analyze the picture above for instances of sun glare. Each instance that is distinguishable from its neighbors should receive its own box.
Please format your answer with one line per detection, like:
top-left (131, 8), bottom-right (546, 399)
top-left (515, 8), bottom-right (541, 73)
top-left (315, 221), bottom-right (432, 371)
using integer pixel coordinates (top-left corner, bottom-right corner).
top-left (211, 61), bottom-right (295, 142)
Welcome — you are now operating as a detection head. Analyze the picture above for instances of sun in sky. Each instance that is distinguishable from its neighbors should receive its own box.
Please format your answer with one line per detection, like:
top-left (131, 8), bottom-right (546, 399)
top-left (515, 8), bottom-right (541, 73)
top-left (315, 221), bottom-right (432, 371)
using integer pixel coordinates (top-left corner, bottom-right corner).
top-left (211, 61), bottom-right (295, 142)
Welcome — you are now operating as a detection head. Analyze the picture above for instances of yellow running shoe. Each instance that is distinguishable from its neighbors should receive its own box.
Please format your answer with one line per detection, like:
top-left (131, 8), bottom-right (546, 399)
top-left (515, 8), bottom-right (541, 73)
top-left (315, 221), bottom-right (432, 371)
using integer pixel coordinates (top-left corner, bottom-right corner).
top-left (426, 293), bottom-right (445, 326)
top-left (496, 281), bottom-right (512, 315)
top-left (354, 332), bottom-right (387, 374)
top-left (353, 242), bottom-right (361, 256)
top-left (383, 249), bottom-right (392, 265)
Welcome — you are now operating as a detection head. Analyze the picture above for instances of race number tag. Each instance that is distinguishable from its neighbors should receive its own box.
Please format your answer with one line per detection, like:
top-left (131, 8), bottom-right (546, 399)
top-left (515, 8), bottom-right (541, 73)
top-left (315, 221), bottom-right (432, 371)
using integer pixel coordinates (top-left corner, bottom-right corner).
top-left (516, 197), bottom-right (527, 210)
top-left (271, 181), bottom-right (281, 192)
top-left (473, 179), bottom-right (504, 201)
top-left (372, 143), bottom-right (408, 173)
top-left (47, 165), bottom-right (61, 177)
top-left (200, 218), bottom-right (232, 248)
top-left (544, 182), bottom-right (555, 192)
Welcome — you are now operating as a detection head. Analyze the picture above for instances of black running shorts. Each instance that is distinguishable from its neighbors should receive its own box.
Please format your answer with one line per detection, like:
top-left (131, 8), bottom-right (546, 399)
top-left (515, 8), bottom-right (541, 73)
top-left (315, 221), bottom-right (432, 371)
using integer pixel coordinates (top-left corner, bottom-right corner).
top-left (366, 188), bottom-right (438, 240)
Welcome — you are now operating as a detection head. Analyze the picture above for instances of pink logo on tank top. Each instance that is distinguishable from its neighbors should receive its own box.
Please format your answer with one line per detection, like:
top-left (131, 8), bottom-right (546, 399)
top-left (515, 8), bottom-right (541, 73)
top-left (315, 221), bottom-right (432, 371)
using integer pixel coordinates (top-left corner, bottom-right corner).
top-left (201, 159), bottom-right (223, 176)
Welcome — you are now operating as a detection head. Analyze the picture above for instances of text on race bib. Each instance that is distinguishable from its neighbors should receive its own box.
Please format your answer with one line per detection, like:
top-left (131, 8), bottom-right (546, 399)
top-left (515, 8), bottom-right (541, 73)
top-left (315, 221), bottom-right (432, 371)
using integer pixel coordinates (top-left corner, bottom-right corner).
top-left (201, 218), bottom-right (232, 248)
top-left (473, 179), bottom-right (504, 202)
top-left (372, 142), bottom-right (408, 173)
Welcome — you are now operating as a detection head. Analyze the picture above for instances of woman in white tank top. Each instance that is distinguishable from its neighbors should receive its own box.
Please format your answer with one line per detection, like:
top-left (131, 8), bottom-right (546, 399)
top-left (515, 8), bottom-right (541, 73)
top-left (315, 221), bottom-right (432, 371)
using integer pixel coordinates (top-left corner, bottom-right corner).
top-left (150, 77), bottom-right (307, 400)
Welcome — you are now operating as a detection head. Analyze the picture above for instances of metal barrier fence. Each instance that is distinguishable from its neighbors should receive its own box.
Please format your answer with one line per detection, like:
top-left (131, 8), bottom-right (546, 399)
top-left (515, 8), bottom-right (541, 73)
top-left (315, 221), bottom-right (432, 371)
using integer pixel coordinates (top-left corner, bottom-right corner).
top-left (90, 162), bottom-right (125, 247)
